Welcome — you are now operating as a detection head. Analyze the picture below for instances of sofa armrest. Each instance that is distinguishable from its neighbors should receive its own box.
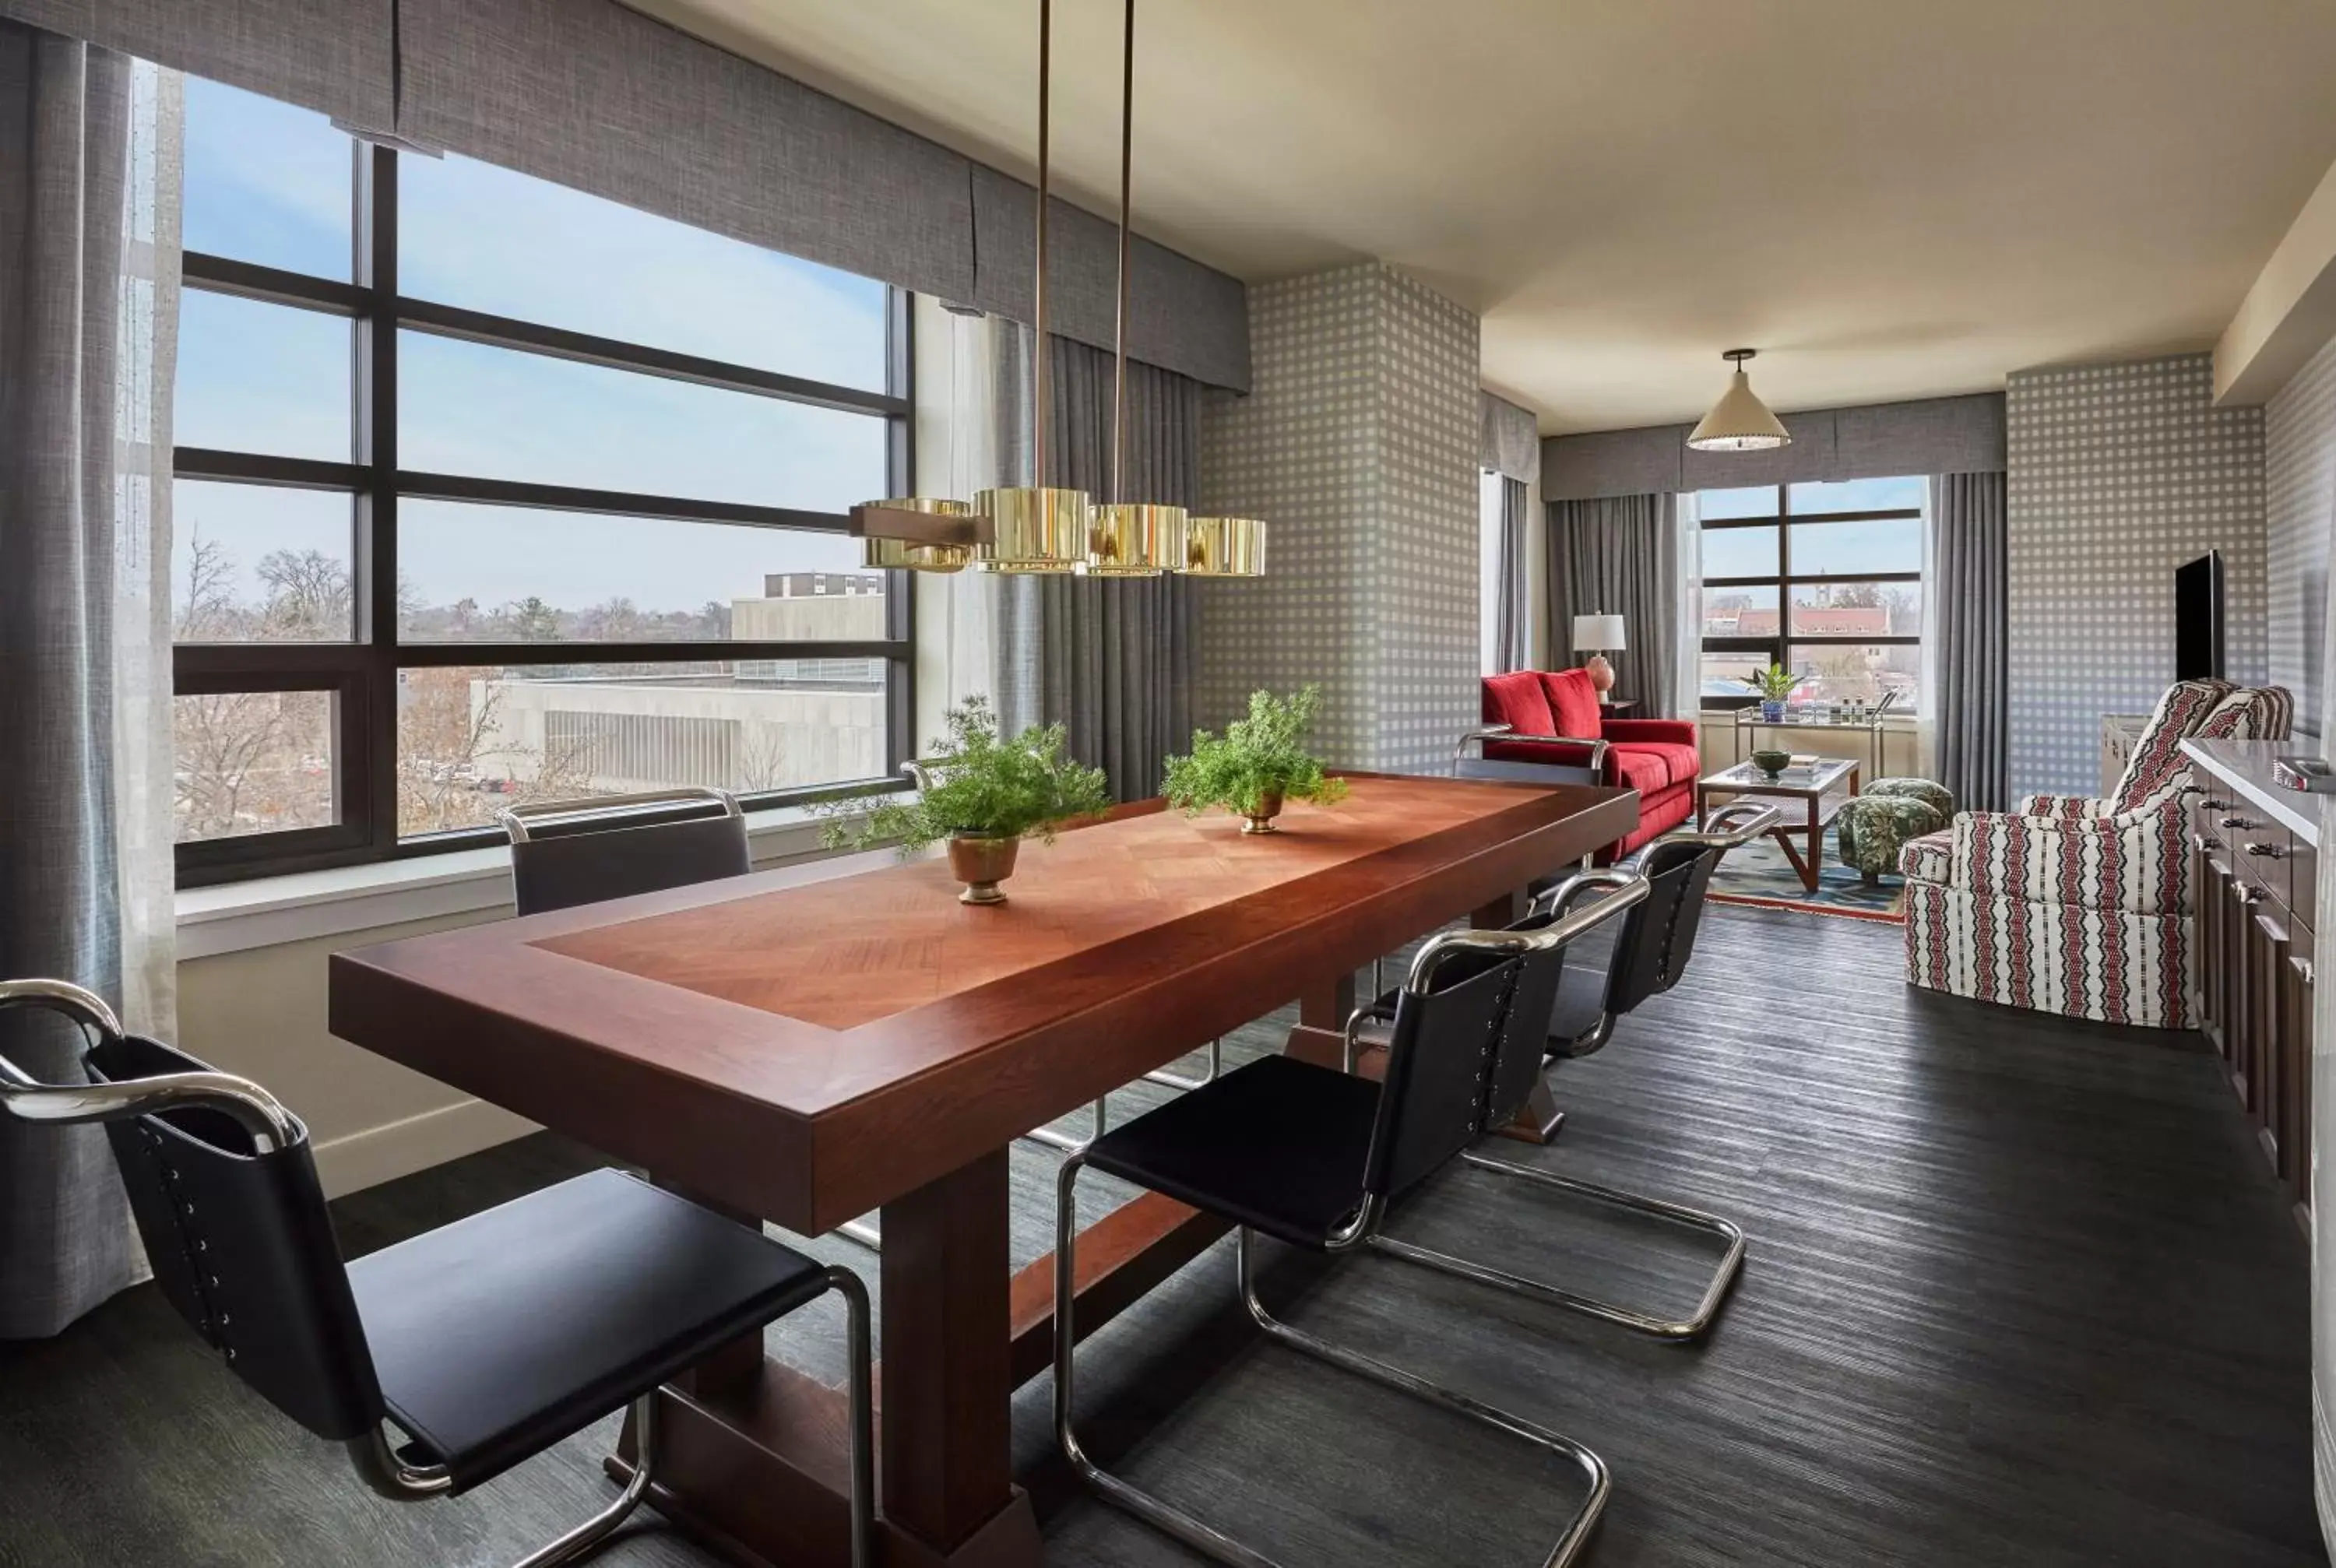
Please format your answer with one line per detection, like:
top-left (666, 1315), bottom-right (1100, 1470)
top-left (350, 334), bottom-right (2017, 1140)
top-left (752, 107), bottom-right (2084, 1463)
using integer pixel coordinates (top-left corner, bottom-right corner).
top-left (1600, 718), bottom-right (1697, 747)
top-left (1949, 809), bottom-right (2190, 915)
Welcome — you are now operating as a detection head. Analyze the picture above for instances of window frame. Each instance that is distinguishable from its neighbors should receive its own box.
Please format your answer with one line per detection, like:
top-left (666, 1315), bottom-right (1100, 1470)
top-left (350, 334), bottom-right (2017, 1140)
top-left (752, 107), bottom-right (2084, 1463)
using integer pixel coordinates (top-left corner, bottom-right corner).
top-left (174, 142), bottom-right (916, 886)
top-left (1697, 485), bottom-right (1922, 712)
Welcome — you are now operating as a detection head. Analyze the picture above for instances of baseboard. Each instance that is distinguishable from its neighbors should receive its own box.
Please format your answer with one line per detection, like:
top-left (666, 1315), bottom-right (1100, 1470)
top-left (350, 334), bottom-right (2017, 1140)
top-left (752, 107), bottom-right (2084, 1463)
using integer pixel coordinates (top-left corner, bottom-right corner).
top-left (311, 1097), bottom-right (540, 1199)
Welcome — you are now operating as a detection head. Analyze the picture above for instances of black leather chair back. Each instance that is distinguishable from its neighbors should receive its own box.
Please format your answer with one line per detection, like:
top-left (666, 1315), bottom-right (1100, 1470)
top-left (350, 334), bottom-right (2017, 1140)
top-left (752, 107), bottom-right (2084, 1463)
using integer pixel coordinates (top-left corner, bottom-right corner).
top-left (83, 1032), bottom-right (385, 1443)
top-left (1479, 926), bottom-right (1574, 1129)
top-left (1605, 838), bottom-right (1719, 1015)
top-left (1363, 953), bottom-right (1523, 1204)
top-left (509, 808), bottom-right (751, 916)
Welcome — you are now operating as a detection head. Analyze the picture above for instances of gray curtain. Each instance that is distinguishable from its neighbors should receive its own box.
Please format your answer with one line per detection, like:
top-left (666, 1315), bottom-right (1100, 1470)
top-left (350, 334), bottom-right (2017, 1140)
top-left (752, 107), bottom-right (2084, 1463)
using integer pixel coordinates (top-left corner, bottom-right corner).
top-left (0, 21), bottom-right (145, 1338)
top-left (1548, 493), bottom-right (1681, 719)
top-left (1931, 471), bottom-right (2010, 811)
top-left (1493, 476), bottom-right (1530, 673)
top-left (991, 324), bottom-right (1202, 800)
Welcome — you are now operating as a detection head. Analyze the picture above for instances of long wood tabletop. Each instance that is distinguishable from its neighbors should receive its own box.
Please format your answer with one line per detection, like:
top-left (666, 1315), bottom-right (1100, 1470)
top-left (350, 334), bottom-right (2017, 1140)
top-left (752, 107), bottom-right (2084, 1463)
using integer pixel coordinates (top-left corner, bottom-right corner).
top-left (329, 773), bottom-right (1635, 1568)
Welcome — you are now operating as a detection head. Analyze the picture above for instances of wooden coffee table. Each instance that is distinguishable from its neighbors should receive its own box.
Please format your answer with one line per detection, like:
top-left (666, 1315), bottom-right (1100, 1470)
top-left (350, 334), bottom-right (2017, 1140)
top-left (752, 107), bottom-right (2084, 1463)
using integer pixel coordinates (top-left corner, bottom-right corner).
top-left (1697, 757), bottom-right (1861, 892)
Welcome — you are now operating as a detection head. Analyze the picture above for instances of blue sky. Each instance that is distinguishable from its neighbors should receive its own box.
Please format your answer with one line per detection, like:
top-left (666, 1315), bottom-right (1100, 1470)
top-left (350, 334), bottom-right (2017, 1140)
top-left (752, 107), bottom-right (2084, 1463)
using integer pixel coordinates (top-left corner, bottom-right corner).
top-left (171, 76), bottom-right (888, 624)
top-left (1697, 477), bottom-right (1926, 579)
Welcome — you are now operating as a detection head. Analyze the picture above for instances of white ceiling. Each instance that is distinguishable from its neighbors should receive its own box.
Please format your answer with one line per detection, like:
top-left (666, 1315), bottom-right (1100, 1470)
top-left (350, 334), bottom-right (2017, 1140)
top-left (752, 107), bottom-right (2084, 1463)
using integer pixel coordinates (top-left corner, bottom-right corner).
top-left (632, 0), bottom-right (2336, 433)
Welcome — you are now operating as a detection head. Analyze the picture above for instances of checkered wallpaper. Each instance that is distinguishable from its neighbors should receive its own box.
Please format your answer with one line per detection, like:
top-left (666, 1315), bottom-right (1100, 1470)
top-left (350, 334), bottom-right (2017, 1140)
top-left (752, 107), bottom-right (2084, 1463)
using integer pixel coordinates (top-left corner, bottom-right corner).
top-left (1194, 262), bottom-right (1481, 772)
top-left (2006, 353), bottom-right (2267, 798)
top-left (2267, 334), bottom-right (2336, 741)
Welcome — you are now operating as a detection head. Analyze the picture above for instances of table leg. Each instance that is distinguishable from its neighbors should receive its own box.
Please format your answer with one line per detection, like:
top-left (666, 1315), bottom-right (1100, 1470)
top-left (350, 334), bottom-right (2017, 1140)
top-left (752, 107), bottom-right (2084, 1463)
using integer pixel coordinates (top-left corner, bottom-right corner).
top-left (610, 1156), bottom-right (1043, 1568)
top-left (881, 1151), bottom-right (1038, 1560)
top-left (1472, 890), bottom-right (1525, 930)
top-left (1298, 967), bottom-right (1357, 1032)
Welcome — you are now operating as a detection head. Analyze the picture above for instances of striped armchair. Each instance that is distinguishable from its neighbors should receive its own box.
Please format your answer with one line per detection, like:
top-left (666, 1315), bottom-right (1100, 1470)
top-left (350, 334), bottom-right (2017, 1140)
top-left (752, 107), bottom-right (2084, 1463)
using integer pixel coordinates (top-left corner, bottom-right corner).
top-left (1902, 681), bottom-right (2292, 1029)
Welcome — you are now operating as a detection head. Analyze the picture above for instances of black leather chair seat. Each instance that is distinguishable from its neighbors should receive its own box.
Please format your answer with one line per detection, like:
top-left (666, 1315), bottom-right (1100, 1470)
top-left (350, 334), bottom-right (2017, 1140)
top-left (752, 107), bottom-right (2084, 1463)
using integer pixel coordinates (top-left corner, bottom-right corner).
top-left (1085, 1055), bottom-right (1381, 1247)
top-left (348, 1169), bottom-right (825, 1492)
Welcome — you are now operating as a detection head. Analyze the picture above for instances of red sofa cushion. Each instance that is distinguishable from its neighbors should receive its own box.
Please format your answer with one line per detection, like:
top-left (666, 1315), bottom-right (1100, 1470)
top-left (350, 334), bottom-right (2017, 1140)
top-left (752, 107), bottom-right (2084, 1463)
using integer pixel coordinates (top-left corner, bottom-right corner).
top-left (1611, 740), bottom-right (1701, 789)
top-left (1537, 668), bottom-right (1604, 739)
top-left (1608, 746), bottom-right (1670, 796)
top-left (1482, 670), bottom-right (1557, 737)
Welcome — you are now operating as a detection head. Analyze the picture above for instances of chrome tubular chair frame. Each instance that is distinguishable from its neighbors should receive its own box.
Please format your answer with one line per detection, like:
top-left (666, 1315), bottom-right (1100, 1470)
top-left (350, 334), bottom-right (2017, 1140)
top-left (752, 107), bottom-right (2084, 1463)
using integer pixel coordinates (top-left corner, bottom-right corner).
top-left (1363, 803), bottom-right (1782, 1345)
top-left (495, 785), bottom-right (743, 842)
top-left (1365, 1158), bottom-right (1747, 1343)
top-left (1451, 722), bottom-right (1610, 777)
top-left (1054, 1161), bottom-right (1610, 1568)
top-left (1050, 890), bottom-right (1642, 1568)
top-left (0, 979), bottom-right (297, 1152)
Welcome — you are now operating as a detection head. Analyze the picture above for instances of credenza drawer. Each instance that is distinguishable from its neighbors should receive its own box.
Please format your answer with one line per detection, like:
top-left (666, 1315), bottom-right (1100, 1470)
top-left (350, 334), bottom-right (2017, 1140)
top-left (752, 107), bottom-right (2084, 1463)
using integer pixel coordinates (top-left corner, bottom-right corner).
top-left (2224, 814), bottom-right (2292, 916)
top-left (2289, 835), bottom-right (2317, 934)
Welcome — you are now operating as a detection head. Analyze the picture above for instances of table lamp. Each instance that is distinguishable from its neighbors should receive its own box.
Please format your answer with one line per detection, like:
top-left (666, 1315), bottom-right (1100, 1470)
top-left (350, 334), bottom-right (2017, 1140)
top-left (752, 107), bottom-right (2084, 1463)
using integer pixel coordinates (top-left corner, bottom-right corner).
top-left (1572, 613), bottom-right (1627, 703)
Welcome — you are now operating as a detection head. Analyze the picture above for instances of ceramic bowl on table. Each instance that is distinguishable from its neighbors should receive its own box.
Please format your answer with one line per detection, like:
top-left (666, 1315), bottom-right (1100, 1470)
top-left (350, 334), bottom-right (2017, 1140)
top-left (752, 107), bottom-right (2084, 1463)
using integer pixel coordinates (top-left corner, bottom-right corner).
top-left (1750, 748), bottom-right (1792, 777)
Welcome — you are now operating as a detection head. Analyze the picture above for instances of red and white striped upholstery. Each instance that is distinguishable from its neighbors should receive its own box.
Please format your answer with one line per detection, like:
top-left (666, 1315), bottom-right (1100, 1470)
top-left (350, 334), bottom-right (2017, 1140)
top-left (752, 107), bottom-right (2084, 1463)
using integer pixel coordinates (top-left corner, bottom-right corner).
top-left (1902, 681), bottom-right (2292, 1030)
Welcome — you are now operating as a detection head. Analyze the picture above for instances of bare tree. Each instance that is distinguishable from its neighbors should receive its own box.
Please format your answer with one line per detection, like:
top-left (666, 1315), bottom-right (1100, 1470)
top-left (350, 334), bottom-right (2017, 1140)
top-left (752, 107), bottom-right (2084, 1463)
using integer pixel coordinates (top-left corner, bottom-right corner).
top-left (177, 525), bottom-right (239, 640)
top-left (257, 547), bottom-right (353, 639)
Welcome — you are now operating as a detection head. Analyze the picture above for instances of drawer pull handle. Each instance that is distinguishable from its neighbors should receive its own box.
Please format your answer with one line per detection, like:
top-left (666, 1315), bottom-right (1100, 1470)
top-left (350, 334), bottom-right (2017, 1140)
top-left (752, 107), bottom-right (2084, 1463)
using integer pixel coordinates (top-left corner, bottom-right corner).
top-left (2221, 817), bottom-right (2258, 830)
top-left (2201, 797), bottom-right (2234, 810)
top-left (2244, 843), bottom-right (2289, 860)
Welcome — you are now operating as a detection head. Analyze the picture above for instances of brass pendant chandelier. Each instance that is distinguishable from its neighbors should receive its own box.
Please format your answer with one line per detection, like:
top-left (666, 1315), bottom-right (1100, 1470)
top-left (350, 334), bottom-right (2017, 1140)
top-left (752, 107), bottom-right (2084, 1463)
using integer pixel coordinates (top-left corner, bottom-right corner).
top-left (973, 0), bottom-right (1090, 573)
top-left (1081, 0), bottom-right (1180, 577)
top-left (853, 0), bottom-right (1261, 578)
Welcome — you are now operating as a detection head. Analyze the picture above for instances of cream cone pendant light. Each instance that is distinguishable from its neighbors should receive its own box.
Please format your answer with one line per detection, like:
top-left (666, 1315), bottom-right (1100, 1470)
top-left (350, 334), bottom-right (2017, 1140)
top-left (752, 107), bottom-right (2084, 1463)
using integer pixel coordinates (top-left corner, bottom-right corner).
top-left (1686, 348), bottom-right (1791, 452)
top-left (976, 0), bottom-right (1091, 573)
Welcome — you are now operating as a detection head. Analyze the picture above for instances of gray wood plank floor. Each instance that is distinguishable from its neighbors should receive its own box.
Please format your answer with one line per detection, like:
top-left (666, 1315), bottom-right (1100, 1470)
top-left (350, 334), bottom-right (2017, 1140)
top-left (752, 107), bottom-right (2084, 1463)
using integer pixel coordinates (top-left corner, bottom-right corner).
top-left (0, 904), bottom-right (2319, 1566)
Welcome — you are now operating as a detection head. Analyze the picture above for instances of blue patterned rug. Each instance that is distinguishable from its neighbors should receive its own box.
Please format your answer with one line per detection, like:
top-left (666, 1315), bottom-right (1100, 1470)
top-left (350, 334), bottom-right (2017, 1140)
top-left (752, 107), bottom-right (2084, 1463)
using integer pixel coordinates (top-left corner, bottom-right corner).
top-left (1705, 823), bottom-right (1908, 922)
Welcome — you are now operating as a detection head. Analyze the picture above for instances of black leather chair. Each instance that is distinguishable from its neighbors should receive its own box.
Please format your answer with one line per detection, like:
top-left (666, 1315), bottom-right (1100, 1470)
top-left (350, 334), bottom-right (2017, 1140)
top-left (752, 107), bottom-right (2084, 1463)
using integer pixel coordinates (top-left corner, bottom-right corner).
top-left (0, 979), bottom-right (873, 1568)
top-left (499, 786), bottom-right (753, 918)
top-left (1051, 878), bottom-right (1649, 1568)
top-left (1536, 801), bottom-right (1778, 1062)
top-left (1354, 802), bottom-right (1779, 1343)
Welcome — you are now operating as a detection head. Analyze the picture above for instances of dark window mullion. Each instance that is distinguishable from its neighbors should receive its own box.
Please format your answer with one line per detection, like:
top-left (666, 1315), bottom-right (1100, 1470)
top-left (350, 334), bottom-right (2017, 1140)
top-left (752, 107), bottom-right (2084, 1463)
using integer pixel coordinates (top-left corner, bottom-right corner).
top-left (182, 250), bottom-right (366, 315)
top-left (393, 296), bottom-right (909, 419)
top-left (395, 471), bottom-right (853, 533)
top-left (389, 640), bottom-right (908, 668)
top-left (358, 142), bottom-right (400, 857)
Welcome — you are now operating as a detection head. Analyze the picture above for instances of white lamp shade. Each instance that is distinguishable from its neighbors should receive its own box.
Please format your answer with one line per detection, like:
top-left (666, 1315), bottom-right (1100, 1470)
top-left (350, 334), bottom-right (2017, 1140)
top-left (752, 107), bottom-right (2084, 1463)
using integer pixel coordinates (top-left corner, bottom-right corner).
top-left (1687, 367), bottom-right (1791, 452)
top-left (1572, 613), bottom-right (1626, 652)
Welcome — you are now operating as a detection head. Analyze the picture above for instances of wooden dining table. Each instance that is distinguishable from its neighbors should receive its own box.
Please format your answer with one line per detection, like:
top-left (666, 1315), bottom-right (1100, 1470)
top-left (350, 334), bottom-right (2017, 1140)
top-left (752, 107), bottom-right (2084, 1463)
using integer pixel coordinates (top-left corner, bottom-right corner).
top-left (328, 772), bottom-right (1634, 1568)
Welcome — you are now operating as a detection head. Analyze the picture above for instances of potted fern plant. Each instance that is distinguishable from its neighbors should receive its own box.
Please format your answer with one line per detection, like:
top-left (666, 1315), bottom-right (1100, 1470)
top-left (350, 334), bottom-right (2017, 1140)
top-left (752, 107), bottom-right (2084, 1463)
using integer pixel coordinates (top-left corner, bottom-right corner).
top-left (1741, 663), bottom-right (1805, 723)
top-left (1163, 684), bottom-right (1349, 834)
top-left (816, 696), bottom-right (1110, 905)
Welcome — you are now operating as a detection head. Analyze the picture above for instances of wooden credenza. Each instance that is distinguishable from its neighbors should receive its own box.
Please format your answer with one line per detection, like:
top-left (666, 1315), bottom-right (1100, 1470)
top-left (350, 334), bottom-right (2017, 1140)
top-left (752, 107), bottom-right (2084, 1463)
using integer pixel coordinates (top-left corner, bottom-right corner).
top-left (2185, 739), bottom-right (2320, 1232)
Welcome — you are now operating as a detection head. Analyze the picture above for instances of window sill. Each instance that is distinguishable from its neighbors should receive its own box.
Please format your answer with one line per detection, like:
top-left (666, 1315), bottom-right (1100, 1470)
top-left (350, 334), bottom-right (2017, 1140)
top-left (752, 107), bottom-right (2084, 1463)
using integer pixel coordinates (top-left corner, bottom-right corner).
top-left (174, 804), bottom-right (841, 961)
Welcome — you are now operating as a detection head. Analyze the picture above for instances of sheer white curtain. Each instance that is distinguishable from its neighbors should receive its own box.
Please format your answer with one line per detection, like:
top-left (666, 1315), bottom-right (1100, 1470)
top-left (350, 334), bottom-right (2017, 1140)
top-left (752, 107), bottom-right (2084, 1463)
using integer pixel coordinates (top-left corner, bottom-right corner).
top-left (0, 33), bottom-right (178, 1338)
top-left (910, 297), bottom-right (1002, 749)
top-left (1919, 477), bottom-right (1942, 782)
top-left (1672, 490), bottom-right (1702, 721)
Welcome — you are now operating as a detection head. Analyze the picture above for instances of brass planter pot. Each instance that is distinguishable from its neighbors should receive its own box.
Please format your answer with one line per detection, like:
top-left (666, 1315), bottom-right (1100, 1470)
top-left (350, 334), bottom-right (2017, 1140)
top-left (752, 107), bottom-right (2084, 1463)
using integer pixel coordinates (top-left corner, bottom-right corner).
top-left (1240, 789), bottom-right (1286, 835)
top-left (948, 833), bottom-right (1022, 905)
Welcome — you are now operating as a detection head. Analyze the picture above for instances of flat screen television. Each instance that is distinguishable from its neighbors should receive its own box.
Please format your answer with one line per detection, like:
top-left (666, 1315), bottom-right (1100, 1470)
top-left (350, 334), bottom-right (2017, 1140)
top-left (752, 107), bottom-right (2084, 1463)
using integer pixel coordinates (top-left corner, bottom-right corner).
top-left (2175, 550), bottom-right (2225, 683)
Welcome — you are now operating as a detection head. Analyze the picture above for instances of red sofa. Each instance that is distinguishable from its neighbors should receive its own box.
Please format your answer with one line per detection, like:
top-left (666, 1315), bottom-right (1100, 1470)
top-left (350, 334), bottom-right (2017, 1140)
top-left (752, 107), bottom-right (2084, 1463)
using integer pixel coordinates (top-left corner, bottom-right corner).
top-left (1470, 668), bottom-right (1701, 860)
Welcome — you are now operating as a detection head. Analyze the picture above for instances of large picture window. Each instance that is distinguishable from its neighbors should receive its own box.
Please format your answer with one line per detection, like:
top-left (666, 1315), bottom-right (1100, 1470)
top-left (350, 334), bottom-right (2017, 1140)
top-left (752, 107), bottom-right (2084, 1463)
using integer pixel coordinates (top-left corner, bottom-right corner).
top-left (1697, 476), bottom-right (1925, 711)
top-left (171, 79), bottom-right (913, 884)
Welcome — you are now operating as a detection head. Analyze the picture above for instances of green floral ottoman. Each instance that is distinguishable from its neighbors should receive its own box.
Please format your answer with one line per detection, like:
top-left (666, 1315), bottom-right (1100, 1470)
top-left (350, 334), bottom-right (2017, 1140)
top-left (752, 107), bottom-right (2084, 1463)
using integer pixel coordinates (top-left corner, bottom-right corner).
top-left (1863, 776), bottom-right (1954, 818)
top-left (1836, 786), bottom-right (1951, 887)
